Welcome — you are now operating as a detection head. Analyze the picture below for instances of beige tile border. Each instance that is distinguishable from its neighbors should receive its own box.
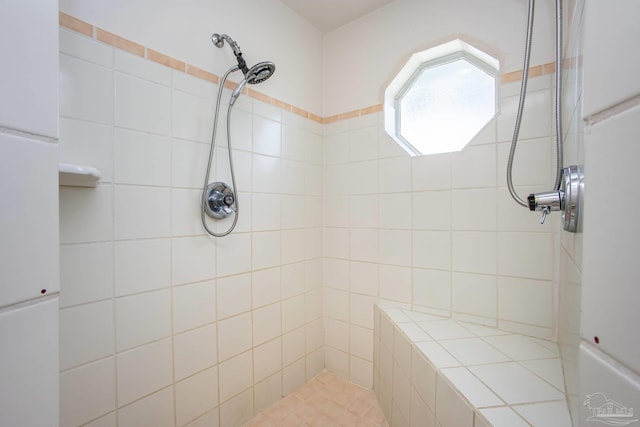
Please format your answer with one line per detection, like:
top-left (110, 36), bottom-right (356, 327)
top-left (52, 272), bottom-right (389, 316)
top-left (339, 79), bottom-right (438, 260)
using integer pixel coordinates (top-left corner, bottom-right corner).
top-left (59, 12), bottom-right (556, 126)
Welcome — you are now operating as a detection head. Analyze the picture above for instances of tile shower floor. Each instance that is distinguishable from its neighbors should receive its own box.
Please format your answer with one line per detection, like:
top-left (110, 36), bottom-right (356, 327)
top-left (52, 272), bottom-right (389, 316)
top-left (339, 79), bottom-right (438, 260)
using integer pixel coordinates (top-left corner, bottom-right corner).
top-left (242, 371), bottom-right (388, 427)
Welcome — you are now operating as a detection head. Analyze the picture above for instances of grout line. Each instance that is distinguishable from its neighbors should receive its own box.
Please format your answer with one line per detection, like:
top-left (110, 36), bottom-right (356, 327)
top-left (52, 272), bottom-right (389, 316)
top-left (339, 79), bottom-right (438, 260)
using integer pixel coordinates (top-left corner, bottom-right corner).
top-left (59, 11), bottom-right (556, 127)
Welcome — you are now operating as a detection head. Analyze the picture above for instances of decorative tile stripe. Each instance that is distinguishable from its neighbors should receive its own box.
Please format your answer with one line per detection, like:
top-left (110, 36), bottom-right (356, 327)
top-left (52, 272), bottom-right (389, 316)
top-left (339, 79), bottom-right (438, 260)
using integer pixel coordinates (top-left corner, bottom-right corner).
top-left (501, 62), bottom-right (555, 84)
top-left (59, 12), bottom-right (557, 126)
top-left (147, 49), bottom-right (186, 72)
top-left (59, 12), bottom-right (92, 37)
top-left (96, 28), bottom-right (144, 57)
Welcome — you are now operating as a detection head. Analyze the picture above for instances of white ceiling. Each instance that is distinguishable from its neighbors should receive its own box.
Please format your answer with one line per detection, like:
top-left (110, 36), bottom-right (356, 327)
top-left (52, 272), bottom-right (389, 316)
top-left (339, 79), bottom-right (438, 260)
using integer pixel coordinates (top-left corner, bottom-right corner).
top-left (280, 0), bottom-right (396, 32)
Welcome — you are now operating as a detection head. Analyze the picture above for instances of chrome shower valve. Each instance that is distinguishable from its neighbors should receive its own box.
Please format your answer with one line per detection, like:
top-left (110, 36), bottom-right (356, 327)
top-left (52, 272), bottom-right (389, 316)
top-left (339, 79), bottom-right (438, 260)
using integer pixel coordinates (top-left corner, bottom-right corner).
top-left (527, 165), bottom-right (584, 232)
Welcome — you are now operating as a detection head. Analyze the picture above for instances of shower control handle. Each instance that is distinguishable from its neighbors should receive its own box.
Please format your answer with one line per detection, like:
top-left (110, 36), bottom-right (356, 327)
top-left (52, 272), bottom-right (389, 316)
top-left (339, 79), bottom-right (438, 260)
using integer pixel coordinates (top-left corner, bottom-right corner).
top-left (204, 182), bottom-right (236, 220)
top-left (527, 165), bottom-right (584, 232)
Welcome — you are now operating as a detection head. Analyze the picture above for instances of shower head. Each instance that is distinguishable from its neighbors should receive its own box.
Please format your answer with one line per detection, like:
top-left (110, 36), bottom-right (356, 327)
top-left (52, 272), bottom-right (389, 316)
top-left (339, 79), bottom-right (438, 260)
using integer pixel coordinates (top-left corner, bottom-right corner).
top-left (229, 62), bottom-right (275, 106)
top-left (212, 33), bottom-right (276, 105)
top-left (245, 61), bottom-right (275, 85)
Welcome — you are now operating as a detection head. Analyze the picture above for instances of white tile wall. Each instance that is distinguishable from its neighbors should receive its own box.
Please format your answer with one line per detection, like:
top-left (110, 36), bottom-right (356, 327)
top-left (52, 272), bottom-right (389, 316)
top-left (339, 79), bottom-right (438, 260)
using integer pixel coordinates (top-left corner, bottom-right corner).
top-left (55, 9), bottom-right (570, 426)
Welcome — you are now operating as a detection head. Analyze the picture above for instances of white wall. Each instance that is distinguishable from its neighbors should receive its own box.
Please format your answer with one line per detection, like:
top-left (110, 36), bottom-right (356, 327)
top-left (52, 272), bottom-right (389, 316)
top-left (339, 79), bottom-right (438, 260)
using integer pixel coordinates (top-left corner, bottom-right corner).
top-left (59, 0), bottom-right (324, 116)
top-left (57, 25), bottom-right (324, 426)
top-left (0, 0), bottom-right (60, 426)
top-left (323, 0), bottom-right (557, 116)
top-left (321, 0), bottom-right (559, 388)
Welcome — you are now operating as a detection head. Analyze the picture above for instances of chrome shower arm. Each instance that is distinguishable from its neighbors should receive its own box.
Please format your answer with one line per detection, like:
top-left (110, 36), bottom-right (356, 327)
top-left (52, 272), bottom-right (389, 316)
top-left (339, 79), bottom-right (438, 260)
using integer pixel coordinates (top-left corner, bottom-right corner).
top-left (211, 33), bottom-right (242, 56)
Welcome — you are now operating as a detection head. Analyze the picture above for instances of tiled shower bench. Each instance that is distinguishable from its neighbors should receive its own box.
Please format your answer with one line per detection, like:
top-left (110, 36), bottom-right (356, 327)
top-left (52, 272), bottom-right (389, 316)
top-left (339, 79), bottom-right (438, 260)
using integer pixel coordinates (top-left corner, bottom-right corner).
top-left (373, 305), bottom-right (573, 427)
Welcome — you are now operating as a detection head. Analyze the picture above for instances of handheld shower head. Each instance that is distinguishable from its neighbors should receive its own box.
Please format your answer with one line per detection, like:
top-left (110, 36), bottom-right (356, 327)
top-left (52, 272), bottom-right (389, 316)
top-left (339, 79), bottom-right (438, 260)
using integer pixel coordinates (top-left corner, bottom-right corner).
top-left (245, 61), bottom-right (275, 84)
top-left (229, 61), bottom-right (276, 106)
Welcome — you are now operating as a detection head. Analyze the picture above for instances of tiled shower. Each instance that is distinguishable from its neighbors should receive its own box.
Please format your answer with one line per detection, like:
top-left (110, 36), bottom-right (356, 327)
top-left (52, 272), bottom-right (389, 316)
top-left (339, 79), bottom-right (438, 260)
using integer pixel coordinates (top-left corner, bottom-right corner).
top-left (2, 1), bottom-right (640, 426)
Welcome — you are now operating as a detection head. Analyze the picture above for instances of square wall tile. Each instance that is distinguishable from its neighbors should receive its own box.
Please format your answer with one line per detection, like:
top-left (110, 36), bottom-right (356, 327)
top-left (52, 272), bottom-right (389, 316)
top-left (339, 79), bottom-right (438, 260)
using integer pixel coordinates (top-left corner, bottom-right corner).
top-left (380, 193), bottom-right (412, 229)
top-left (413, 268), bottom-right (451, 312)
top-left (174, 324), bottom-right (217, 381)
top-left (411, 386), bottom-right (436, 427)
top-left (326, 317), bottom-right (349, 351)
top-left (451, 189), bottom-right (497, 231)
top-left (60, 301), bottom-right (114, 371)
top-left (172, 90), bottom-right (215, 143)
top-left (114, 239), bottom-right (170, 297)
top-left (60, 242), bottom-right (113, 307)
top-left (218, 312), bottom-right (252, 362)
top-left (349, 160), bottom-right (379, 195)
top-left (441, 336), bottom-right (507, 367)
top-left (452, 273), bottom-right (496, 319)
top-left (282, 328), bottom-right (305, 367)
top-left (497, 90), bottom-right (551, 142)
top-left (379, 230), bottom-right (412, 267)
top-left (350, 324), bottom-right (374, 362)
top-left (252, 231), bottom-right (281, 270)
top-left (115, 289), bottom-right (171, 351)
top-left (117, 388), bottom-right (174, 427)
top-left (452, 231), bottom-right (496, 275)
top-left (252, 193), bottom-right (281, 231)
top-left (114, 128), bottom-right (171, 186)
top-left (469, 362), bottom-right (565, 404)
top-left (60, 55), bottom-right (114, 125)
top-left (498, 277), bottom-right (553, 328)
top-left (171, 236), bottom-right (216, 286)
top-left (451, 144), bottom-right (496, 189)
top-left (60, 358), bottom-right (116, 427)
top-left (379, 157), bottom-right (412, 193)
top-left (350, 228), bottom-right (379, 263)
top-left (216, 233), bottom-right (252, 277)
top-left (175, 367), bottom-right (219, 426)
top-left (117, 339), bottom-right (173, 406)
top-left (219, 387), bottom-right (254, 427)
top-left (413, 231), bottom-right (451, 270)
top-left (253, 303), bottom-right (281, 346)
top-left (254, 373), bottom-right (282, 414)
top-left (412, 153), bottom-right (451, 191)
top-left (439, 367), bottom-right (503, 408)
top-left (114, 185), bottom-right (171, 240)
top-left (115, 73), bottom-right (171, 135)
top-left (350, 261), bottom-right (378, 296)
top-left (435, 373), bottom-right (474, 427)
top-left (217, 273), bottom-right (251, 320)
top-left (497, 232), bottom-right (553, 280)
top-left (59, 185), bottom-right (113, 244)
top-left (413, 191), bottom-right (451, 231)
top-left (411, 348), bottom-right (437, 411)
top-left (252, 267), bottom-right (281, 308)
top-left (253, 338), bottom-right (282, 383)
top-left (218, 351), bottom-right (253, 403)
top-left (171, 139), bottom-right (210, 189)
top-left (380, 265), bottom-right (411, 303)
top-left (172, 280), bottom-right (216, 333)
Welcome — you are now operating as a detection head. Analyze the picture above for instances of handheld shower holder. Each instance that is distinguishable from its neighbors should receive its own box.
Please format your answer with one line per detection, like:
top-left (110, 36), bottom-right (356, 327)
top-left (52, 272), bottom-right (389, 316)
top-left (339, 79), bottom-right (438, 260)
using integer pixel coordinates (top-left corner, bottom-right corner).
top-left (528, 165), bottom-right (584, 232)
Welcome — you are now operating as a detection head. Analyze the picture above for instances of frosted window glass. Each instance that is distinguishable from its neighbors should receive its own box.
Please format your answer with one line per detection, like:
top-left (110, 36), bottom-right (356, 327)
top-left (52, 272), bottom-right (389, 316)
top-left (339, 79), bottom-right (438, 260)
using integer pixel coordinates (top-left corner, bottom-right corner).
top-left (398, 58), bottom-right (495, 155)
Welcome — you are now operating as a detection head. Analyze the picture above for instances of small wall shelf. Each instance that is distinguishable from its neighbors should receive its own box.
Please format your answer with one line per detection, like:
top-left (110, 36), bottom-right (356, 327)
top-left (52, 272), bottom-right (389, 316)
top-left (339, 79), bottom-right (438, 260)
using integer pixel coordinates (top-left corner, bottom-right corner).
top-left (58, 163), bottom-right (101, 187)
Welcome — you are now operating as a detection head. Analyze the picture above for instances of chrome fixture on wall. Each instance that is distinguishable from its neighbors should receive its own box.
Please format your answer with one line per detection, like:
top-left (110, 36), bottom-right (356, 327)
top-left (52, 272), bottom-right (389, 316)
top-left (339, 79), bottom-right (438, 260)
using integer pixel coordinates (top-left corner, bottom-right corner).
top-left (201, 33), bottom-right (275, 237)
top-left (506, 0), bottom-right (584, 232)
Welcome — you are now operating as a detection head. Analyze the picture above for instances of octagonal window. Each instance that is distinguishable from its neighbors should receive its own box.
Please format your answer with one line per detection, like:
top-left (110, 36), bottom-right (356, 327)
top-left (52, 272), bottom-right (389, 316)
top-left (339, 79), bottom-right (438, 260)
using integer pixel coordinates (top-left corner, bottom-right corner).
top-left (384, 40), bottom-right (499, 156)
